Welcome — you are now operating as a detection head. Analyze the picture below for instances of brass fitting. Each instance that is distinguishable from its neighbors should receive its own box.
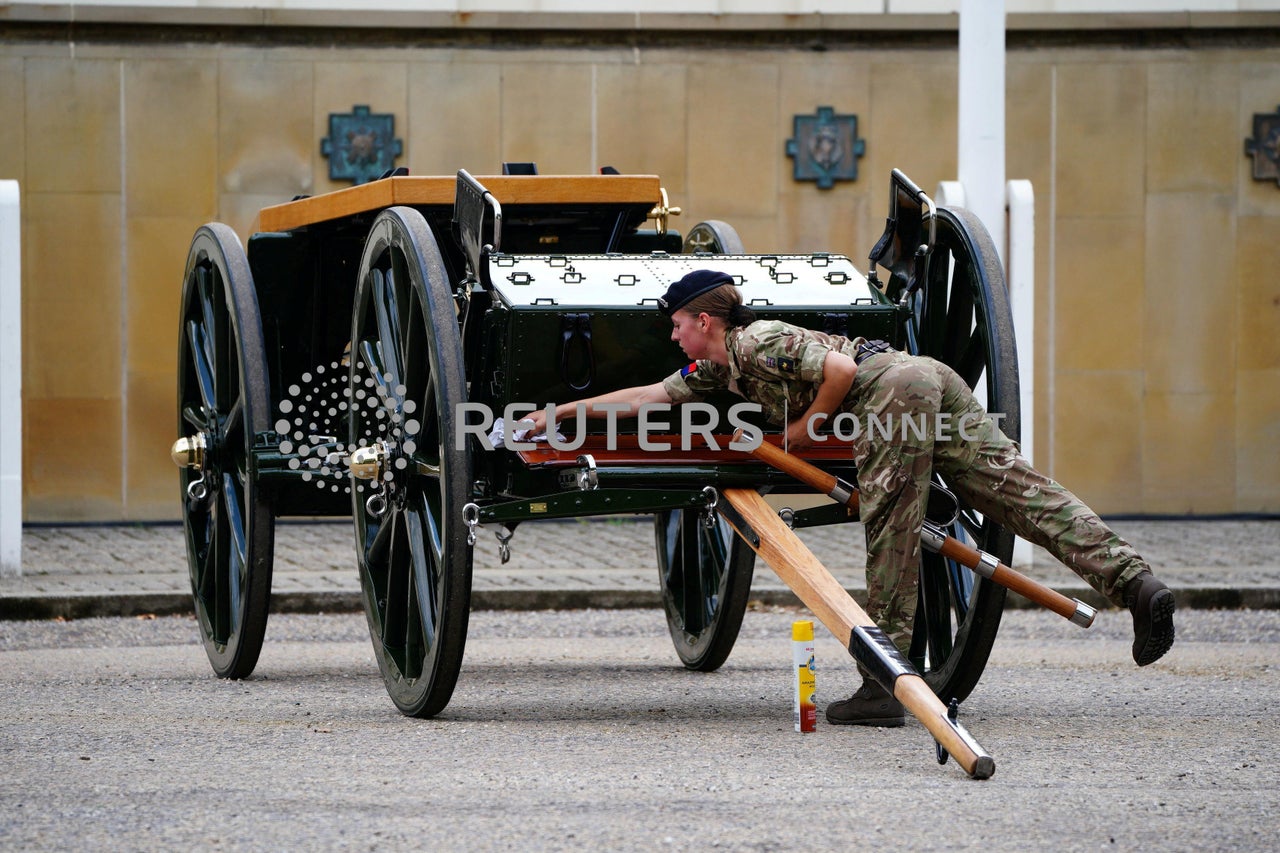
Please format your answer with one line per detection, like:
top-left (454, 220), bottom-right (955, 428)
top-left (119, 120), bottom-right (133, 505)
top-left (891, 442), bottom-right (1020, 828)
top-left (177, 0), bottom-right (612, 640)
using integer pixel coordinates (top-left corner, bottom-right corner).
top-left (170, 434), bottom-right (208, 471)
top-left (349, 443), bottom-right (386, 481)
top-left (648, 187), bottom-right (682, 235)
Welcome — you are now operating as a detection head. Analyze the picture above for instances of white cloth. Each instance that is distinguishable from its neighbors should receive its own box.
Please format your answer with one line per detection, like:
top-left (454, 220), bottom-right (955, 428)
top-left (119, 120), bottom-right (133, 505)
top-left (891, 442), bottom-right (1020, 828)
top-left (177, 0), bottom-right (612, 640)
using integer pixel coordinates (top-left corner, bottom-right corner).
top-left (486, 417), bottom-right (565, 450)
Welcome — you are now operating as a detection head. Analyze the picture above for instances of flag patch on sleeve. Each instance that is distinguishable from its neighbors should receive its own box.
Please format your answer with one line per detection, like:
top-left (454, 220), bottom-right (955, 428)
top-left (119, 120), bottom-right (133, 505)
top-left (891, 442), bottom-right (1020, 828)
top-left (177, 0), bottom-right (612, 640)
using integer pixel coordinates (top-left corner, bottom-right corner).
top-left (680, 362), bottom-right (698, 377)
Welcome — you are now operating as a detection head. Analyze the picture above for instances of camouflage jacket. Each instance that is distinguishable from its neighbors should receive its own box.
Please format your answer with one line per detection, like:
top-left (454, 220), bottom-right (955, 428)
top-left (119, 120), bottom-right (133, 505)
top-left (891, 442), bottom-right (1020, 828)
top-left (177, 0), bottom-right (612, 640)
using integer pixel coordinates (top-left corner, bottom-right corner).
top-left (662, 319), bottom-right (865, 426)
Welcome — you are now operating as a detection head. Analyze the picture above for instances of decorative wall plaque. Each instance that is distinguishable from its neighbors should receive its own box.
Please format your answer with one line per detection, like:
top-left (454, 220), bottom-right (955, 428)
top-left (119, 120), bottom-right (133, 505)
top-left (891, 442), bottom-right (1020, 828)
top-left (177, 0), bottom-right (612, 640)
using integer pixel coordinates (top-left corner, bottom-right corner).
top-left (1245, 106), bottom-right (1280, 186)
top-left (320, 105), bottom-right (404, 185)
top-left (785, 106), bottom-right (865, 189)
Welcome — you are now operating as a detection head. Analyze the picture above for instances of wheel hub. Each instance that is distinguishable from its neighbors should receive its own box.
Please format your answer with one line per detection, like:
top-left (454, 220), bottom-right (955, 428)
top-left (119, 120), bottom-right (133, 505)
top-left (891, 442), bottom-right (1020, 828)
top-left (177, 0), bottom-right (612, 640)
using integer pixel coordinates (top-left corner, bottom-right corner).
top-left (170, 432), bottom-right (209, 471)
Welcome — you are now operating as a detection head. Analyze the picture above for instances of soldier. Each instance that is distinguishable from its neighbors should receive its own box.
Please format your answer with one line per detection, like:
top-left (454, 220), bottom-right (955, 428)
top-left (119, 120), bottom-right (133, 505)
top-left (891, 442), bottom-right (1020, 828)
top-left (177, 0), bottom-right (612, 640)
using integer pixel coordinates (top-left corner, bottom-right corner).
top-left (525, 269), bottom-right (1176, 727)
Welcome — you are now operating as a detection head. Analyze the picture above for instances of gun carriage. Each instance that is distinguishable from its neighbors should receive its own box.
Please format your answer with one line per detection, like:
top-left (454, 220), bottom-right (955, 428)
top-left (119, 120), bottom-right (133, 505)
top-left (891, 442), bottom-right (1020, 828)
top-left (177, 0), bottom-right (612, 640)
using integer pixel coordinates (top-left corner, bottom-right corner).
top-left (174, 166), bottom-right (1019, 723)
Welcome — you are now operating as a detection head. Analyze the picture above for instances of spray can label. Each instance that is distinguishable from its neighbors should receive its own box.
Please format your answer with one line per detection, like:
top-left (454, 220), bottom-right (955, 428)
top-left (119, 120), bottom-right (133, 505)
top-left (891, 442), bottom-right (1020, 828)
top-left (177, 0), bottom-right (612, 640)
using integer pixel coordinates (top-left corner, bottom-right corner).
top-left (792, 620), bottom-right (816, 732)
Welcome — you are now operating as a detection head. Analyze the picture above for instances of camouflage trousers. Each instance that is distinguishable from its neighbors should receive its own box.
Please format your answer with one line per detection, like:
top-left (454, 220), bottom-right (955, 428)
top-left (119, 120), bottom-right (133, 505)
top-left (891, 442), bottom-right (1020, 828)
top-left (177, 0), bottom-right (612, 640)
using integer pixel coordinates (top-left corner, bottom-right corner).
top-left (845, 353), bottom-right (1151, 655)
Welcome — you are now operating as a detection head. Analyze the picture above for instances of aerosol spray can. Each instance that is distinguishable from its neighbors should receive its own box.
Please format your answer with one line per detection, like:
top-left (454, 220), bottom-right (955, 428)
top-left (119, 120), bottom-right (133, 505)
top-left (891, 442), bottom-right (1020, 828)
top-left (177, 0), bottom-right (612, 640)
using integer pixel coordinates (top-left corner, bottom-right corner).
top-left (792, 620), bottom-right (816, 732)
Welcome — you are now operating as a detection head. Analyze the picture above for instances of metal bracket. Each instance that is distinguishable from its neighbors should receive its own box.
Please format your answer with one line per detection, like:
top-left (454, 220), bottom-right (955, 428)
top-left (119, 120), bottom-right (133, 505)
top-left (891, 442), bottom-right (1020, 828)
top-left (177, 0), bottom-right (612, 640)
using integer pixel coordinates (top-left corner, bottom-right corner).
top-left (937, 699), bottom-right (960, 765)
top-left (575, 454), bottom-right (598, 491)
top-left (463, 502), bottom-right (481, 547)
top-left (495, 526), bottom-right (515, 564)
top-left (716, 496), bottom-right (759, 548)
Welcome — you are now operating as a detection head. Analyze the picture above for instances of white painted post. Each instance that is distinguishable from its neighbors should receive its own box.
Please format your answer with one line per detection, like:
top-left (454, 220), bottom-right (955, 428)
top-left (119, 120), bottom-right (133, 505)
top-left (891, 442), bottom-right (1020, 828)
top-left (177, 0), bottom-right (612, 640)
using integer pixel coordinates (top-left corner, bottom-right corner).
top-left (958, 0), bottom-right (1006, 263)
top-left (0, 181), bottom-right (20, 578)
top-left (1007, 180), bottom-right (1035, 569)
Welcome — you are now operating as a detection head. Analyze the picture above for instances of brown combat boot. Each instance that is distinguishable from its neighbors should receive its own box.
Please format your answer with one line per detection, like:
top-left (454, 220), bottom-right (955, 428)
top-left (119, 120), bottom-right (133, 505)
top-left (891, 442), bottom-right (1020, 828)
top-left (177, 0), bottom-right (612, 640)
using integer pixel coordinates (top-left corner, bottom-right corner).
top-left (824, 678), bottom-right (905, 727)
top-left (1124, 572), bottom-right (1176, 666)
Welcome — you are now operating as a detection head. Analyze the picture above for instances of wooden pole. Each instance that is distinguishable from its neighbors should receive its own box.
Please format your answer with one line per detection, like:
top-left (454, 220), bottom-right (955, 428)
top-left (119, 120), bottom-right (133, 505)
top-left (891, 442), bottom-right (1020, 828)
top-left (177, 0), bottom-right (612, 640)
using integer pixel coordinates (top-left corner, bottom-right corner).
top-left (719, 487), bottom-right (995, 780)
top-left (742, 436), bottom-right (1096, 628)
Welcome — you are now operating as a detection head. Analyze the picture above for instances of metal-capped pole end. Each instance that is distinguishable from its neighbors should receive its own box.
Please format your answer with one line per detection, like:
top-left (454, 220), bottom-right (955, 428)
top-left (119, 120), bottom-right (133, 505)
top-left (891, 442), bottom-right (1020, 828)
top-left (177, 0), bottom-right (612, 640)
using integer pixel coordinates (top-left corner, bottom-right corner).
top-left (1070, 599), bottom-right (1098, 628)
top-left (942, 708), bottom-right (995, 781)
top-left (827, 477), bottom-right (855, 507)
top-left (918, 524), bottom-right (946, 553)
top-left (170, 434), bottom-right (207, 470)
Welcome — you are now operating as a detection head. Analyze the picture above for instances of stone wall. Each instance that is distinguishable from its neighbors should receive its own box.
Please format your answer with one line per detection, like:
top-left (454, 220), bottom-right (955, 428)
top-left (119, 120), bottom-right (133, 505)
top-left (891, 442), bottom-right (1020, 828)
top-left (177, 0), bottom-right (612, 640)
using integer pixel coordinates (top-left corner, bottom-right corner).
top-left (2, 26), bottom-right (1278, 520)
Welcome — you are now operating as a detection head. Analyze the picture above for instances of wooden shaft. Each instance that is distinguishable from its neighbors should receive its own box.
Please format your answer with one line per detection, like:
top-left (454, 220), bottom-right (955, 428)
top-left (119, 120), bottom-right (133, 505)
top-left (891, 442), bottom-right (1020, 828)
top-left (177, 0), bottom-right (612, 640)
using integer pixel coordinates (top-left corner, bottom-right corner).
top-left (932, 534), bottom-right (1079, 622)
top-left (740, 434), bottom-right (1095, 629)
top-left (720, 487), bottom-right (994, 779)
top-left (744, 435), bottom-right (853, 507)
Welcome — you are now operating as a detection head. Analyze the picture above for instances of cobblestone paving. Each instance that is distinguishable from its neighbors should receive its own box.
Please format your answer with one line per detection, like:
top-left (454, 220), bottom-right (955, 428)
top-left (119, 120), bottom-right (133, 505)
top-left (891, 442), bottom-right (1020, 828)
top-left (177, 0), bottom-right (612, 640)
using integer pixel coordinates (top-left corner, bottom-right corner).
top-left (4, 516), bottom-right (1278, 618)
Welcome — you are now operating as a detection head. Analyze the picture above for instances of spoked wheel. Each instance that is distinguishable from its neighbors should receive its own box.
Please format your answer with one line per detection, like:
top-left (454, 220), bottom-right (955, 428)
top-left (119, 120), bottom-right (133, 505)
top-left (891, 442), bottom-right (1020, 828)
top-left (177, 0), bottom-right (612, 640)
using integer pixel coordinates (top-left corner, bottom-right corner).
top-left (176, 223), bottom-right (274, 679)
top-left (682, 220), bottom-right (745, 255)
top-left (661, 216), bottom-right (755, 670)
top-left (655, 509), bottom-right (756, 671)
top-left (904, 205), bottom-right (1020, 703)
top-left (349, 206), bottom-right (472, 718)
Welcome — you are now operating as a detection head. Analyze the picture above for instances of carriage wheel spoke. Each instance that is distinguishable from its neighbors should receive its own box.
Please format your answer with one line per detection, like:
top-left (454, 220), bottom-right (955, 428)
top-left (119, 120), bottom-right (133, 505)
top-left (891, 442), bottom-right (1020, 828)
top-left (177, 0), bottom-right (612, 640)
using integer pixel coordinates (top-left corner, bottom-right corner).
top-left (953, 330), bottom-right (986, 389)
top-left (942, 260), bottom-right (975, 368)
top-left (182, 403), bottom-right (208, 431)
top-left (379, 513), bottom-right (407, 653)
top-left (221, 471), bottom-right (248, 636)
top-left (372, 268), bottom-right (404, 391)
top-left (195, 500), bottom-right (218, 621)
top-left (224, 394), bottom-right (245, 444)
top-left (364, 512), bottom-right (394, 568)
top-left (390, 252), bottom-right (415, 372)
top-left (699, 523), bottom-right (729, 623)
top-left (404, 495), bottom-right (440, 650)
top-left (678, 514), bottom-right (705, 634)
top-left (186, 320), bottom-right (217, 412)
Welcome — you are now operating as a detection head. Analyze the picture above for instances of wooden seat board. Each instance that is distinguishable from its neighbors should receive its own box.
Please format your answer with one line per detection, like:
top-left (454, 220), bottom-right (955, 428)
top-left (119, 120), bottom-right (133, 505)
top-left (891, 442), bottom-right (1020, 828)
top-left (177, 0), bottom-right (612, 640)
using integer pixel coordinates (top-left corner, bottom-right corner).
top-left (255, 175), bottom-right (663, 233)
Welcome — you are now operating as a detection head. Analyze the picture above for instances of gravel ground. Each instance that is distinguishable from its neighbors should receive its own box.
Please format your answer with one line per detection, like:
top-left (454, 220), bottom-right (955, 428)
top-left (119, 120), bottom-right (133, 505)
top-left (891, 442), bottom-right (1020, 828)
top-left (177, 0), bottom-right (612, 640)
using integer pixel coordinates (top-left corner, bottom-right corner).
top-left (1, 608), bottom-right (1277, 851)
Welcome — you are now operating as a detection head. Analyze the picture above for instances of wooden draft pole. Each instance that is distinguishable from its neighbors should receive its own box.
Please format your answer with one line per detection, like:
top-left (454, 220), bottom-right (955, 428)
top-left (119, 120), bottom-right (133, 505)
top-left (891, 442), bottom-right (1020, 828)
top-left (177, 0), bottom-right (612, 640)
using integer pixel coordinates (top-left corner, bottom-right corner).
top-left (716, 487), bottom-right (995, 780)
top-left (743, 437), bottom-right (1097, 629)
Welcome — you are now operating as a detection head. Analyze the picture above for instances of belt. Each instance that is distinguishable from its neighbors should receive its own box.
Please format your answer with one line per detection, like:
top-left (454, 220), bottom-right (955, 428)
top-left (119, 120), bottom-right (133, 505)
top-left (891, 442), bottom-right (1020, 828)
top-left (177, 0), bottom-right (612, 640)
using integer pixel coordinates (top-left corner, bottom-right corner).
top-left (854, 339), bottom-right (895, 366)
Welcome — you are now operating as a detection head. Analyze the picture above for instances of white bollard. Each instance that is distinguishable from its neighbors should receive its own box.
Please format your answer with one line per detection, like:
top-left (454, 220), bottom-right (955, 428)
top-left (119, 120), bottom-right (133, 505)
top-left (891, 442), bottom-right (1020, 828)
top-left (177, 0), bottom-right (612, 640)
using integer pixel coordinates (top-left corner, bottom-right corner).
top-left (1006, 180), bottom-right (1035, 569)
top-left (0, 181), bottom-right (20, 578)
top-left (958, 0), bottom-right (1006, 264)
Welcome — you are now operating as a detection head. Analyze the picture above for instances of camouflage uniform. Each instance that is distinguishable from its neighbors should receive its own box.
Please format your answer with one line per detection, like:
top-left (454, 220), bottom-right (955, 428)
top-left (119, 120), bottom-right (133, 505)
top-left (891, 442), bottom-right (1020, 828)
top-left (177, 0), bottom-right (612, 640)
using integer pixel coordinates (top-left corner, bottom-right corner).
top-left (664, 320), bottom-right (1152, 654)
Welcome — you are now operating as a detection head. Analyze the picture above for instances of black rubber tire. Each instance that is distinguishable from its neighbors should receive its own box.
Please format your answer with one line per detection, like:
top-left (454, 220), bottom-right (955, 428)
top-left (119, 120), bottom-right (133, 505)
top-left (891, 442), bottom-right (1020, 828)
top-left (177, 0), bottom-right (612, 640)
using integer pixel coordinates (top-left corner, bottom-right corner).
top-left (682, 220), bottom-right (746, 255)
top-left (350, 207), bottom-right (473, 718)
top-left (905, 205), bottom-right (1020, 704)
top-left (177, 223), bottom-right (275, 680)
top-left (654, 510), bottom-right (757, 671)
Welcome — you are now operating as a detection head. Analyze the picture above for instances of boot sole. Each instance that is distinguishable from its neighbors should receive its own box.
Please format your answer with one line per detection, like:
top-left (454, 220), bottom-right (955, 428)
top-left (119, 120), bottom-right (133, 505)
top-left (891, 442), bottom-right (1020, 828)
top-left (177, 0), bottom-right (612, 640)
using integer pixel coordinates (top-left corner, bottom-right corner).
top-left (1133, 588), bottom-right (1176, 666)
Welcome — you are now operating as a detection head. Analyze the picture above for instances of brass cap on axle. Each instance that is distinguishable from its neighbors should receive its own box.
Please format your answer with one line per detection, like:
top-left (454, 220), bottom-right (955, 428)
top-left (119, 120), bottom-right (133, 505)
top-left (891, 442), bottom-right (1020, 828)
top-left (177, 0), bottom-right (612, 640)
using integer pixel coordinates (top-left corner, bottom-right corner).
top-left (170, 434), bottom-right (207, 471)
top-left (349, 444), bottom-right (385, 481)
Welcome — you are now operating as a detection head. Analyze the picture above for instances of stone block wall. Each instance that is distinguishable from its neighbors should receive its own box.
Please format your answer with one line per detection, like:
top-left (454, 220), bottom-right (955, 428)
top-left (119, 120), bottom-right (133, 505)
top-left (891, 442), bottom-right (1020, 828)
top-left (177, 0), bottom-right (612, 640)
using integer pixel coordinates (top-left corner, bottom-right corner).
top-left (2, 26), bottom-right (1277, 519)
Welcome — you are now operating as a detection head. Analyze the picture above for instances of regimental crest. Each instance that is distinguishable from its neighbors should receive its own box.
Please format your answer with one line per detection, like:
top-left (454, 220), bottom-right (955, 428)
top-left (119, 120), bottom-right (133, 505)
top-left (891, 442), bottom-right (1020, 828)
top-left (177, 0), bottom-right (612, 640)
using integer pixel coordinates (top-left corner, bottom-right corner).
top-left (786, 106), bottom-right (865, 189)
top-left (321, 105), bottom-right (404, 185)
top-left (1245, 106), bottom-right (1280, 186)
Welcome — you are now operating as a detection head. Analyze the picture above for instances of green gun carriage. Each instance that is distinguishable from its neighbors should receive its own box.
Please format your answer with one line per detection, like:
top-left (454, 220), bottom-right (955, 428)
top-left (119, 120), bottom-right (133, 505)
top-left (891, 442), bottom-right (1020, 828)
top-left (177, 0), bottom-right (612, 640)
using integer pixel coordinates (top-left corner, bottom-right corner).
top-left (173, 166), bottom-right (1019, 718)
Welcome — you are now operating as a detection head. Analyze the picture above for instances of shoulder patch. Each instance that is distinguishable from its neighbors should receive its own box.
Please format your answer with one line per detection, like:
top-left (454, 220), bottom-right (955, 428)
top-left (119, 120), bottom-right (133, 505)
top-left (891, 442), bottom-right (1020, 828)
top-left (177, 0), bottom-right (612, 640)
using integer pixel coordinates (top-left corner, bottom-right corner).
top-left (777, 356), bottom-right (797, 373)
top-left (680, 362), bottom-right (698, 377)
